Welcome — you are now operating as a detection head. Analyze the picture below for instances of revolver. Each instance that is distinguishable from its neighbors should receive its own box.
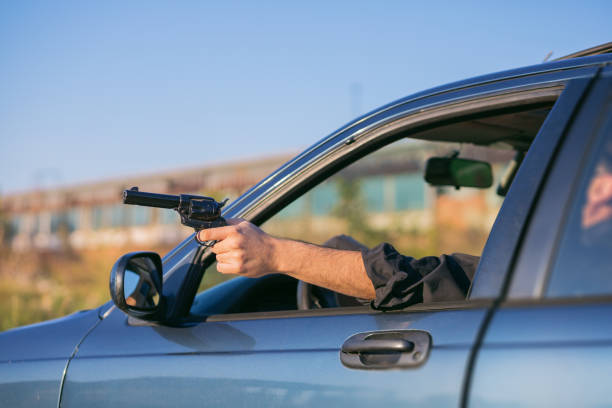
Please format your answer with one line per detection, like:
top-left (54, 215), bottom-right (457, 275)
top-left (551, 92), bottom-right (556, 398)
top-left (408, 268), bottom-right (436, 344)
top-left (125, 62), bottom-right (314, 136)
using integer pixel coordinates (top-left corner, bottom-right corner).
top-left (122, 187), bottom-right (228, 246)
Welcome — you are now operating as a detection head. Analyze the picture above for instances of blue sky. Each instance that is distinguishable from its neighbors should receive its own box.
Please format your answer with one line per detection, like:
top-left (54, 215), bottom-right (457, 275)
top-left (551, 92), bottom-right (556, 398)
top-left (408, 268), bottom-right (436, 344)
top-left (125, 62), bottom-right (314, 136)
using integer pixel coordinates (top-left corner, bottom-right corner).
top-left (1, 1), bottom-right (610, 194)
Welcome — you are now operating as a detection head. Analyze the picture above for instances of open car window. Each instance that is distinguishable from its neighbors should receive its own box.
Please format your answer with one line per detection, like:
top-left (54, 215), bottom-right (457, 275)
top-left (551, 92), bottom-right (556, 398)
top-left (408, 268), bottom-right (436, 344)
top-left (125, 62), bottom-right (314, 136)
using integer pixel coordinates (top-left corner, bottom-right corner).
top-left (190, 105), bottom-right (554, 316)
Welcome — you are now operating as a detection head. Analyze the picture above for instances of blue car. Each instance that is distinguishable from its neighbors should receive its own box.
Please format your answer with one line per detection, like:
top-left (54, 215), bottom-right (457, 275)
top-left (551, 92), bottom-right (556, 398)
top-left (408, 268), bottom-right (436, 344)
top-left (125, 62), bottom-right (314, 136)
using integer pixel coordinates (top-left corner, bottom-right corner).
top-left (2, 43), bottom-right (612, 408)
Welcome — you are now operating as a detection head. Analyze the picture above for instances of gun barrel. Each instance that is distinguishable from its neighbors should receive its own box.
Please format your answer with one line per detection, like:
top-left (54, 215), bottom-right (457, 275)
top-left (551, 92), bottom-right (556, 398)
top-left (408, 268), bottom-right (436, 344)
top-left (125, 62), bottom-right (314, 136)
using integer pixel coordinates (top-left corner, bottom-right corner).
top-left (123, 189), bottom-right (179, 209)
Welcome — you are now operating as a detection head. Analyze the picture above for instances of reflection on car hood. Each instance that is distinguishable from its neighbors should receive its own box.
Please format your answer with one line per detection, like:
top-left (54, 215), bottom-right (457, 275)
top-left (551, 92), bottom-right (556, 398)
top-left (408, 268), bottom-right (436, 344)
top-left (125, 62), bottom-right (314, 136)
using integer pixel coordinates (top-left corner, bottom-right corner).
top-left (0, 308), bottom-right (101, 362)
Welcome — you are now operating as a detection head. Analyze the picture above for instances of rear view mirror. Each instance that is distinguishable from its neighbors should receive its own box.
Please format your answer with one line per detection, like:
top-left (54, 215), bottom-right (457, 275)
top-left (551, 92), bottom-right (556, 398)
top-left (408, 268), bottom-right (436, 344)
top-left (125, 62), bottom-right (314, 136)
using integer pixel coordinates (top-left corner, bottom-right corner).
top-left (109, 252), bottom-right (164, 320)
top-left (425, 156), bottom-right (493, 189)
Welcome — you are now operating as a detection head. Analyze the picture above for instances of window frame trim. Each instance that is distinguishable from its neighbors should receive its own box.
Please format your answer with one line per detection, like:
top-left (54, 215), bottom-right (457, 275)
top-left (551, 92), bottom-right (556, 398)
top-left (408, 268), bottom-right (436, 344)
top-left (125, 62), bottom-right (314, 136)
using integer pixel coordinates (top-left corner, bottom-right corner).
top-left (189, 87), bottom-right (566, 320)
top-left (508, 71), bottom-right (612, 300)
top-left (199, 299), bottom-right (493, 323)
top-left (505, 70), bottom-right (605, 302)
top-left (161, 67), bottom-right (603, 324)
top-left (469, 73), bottom-right (600, 299)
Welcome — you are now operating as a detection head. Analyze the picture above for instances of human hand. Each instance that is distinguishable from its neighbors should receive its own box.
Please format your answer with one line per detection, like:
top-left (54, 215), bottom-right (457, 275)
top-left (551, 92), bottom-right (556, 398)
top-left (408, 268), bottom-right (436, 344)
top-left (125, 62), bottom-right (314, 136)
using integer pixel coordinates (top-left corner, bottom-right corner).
top-left (582, 170), bottom-right (612, 228)
top-left (197, 219), bottom-right (278, 278)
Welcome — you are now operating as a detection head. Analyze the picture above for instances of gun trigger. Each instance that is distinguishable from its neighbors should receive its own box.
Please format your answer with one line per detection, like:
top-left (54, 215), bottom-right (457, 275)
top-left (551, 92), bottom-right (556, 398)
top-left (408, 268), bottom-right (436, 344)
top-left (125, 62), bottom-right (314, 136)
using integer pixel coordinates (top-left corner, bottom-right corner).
top-left (194, 233), bottom-right (216, 248)
top-left (199, 239), bottom-right (217, 249)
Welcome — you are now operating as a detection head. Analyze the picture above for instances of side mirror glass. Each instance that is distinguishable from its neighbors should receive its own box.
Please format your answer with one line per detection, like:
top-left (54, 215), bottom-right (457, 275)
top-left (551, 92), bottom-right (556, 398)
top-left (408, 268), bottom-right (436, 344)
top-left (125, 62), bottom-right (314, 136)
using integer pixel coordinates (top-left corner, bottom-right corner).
top-left (109, 251), bottom-right (163, 320)
top-left (425, 157), bottom-right (493, 189)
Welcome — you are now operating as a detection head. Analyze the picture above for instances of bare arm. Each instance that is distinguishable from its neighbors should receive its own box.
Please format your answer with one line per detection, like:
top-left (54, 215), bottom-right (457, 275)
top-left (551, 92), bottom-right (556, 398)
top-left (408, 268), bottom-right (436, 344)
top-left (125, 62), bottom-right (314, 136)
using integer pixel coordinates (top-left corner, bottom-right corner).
top-left (273, 238), bottom-right (375, 299)
top-left (197, 219), bottom-right (375, 300)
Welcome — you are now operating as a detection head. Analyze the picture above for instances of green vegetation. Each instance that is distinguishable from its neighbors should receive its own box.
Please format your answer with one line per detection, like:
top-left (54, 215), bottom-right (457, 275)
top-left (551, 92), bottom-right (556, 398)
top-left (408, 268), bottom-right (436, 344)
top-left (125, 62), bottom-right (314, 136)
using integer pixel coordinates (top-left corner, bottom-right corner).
top-left (263, 177), bottom-right (490, 261)
top-left (0, 179), bottom-right (493, 331)
top-left (0, 245), bottom-right (172, 332)
top-left (331, 178), bottom-right (395, 248)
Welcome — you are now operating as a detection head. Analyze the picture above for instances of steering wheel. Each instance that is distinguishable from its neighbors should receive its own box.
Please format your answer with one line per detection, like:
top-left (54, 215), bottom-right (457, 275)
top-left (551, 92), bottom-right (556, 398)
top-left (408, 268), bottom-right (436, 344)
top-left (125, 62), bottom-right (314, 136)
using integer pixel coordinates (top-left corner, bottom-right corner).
top-left (296, 280), bottom-right (339, 310)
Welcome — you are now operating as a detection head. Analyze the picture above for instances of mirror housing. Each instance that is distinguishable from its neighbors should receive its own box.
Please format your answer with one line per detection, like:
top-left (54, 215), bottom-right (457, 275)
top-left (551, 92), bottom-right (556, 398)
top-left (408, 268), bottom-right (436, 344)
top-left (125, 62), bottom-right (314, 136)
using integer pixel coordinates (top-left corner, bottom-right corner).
top-left (425, 156), bottom-right (493, 189)
top-left (109, 251), bottom-right (164, 320)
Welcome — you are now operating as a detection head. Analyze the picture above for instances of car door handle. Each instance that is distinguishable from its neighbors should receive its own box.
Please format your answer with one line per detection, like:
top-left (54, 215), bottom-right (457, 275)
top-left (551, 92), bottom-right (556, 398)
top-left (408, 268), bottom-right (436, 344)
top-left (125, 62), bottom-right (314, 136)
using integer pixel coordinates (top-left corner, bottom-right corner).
top-left (340, 330), bottom-right (431, 370)
top-left (341, 338), bottom-right (414, 354)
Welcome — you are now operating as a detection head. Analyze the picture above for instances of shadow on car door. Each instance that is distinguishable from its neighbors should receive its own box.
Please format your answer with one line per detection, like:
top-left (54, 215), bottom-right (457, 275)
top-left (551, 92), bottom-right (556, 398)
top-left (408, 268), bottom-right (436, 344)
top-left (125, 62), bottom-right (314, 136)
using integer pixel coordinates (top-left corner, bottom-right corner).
top-left (61, 301), bottom-right (489, 407)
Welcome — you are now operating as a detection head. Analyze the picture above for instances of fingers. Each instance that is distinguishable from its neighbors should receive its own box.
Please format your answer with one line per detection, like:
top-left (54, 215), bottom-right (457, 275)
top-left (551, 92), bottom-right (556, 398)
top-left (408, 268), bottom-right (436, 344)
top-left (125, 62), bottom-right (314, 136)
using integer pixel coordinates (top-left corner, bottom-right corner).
top-left (197, 219), bottom-right (250, 251)
top-left (197, 218), bottom-right (267, 278)
top-left (197, 225), bottom-right (236, 242)
top-left (215, 251), bottom-right (243, 264)
top-left (588, 174), bottom-right (612, 205)
top-left (583, 202), bottom-right (612, 228)
top-left (211, 237), bottom-right (238, 254)
top-left (216, 262), bottom-right (240, 275)
top-left (196, 218), bottom-right (246, 242)
top-left (216, 252), bottom-right (244, 275)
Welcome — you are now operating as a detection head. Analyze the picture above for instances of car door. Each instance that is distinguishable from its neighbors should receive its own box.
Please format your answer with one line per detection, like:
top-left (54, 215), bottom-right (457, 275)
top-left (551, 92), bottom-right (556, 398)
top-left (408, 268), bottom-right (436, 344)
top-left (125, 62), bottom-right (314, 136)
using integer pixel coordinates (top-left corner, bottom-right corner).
top-left (59, 64), bottom-right (601, 408)
top-left (468, 67), bottom-right (612, 407)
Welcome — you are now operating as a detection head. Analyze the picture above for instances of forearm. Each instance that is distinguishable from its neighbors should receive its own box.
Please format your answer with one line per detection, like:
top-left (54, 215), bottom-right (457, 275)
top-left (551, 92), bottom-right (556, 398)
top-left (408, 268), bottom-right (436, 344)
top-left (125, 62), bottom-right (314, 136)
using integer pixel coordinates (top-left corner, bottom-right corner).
top-left (270, 237), bottom-right (376, 300)
top-left (199, 220), bottom-right (376, 299)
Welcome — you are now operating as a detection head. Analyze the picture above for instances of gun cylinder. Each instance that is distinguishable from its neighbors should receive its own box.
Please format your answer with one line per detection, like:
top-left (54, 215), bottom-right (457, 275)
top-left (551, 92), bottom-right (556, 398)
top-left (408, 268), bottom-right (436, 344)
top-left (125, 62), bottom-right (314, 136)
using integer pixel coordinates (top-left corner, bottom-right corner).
top-left (123, 190), bottom-right (179, 209)
top-left (189, 199), bottom-right (222, 221)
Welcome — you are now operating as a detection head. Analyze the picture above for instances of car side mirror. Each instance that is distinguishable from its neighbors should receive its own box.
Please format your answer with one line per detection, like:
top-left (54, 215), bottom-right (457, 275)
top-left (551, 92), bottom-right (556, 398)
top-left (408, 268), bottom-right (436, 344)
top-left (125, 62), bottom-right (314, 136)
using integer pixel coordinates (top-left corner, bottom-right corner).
top-left (425, 156), bottom-right (493, 189)
top-left (109, 251), bottom-right (164, 320)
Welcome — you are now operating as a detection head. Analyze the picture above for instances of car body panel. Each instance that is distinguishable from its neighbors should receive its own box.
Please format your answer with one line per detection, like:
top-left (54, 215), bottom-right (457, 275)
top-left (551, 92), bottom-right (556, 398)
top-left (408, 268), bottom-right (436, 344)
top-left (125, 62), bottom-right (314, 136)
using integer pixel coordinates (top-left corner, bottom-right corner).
top-left (467, 69), bottom-right (612, 407)
top-left (62, 350), bottom-right (470, 407)
top-left (60, 56), bottom-right (611, 408)
top-left (0, 309), bottom-right (100, 362)
top-left (468, 303), bottom-right (612, 408)
top-left (62, 304), bottom-right (488, 407)
top-left (0, 309), bottom-right (101, 408)
top-left (2, 52), bottom-right (612, 408)
top-left (470, 75), bottom-right (597, 299)
top-left (509, 70), bottom-right (612, 298)
top-left (0, 360), bottom-right (68, 408)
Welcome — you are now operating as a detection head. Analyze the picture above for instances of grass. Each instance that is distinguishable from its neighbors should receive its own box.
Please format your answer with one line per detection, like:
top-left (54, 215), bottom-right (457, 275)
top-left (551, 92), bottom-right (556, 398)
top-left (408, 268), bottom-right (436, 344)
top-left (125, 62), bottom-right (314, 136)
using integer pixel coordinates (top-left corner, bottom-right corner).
top-left (0, 214), bottom-right (490, 332)
top-left (0, 245), bottom-right (173, 332)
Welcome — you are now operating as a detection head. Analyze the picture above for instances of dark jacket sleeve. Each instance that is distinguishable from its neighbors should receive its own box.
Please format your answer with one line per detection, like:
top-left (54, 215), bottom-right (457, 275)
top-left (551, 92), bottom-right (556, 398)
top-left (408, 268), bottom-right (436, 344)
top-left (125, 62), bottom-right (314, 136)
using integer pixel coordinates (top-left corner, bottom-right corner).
top-left (362, 243), bottom-right (479, 310)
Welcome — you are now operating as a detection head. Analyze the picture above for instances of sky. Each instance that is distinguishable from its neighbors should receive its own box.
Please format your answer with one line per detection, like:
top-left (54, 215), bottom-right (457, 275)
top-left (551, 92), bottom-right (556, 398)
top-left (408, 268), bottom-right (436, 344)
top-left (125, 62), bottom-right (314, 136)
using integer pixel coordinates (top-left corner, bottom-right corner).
top-left (1, 1), bottom-right (611, 194)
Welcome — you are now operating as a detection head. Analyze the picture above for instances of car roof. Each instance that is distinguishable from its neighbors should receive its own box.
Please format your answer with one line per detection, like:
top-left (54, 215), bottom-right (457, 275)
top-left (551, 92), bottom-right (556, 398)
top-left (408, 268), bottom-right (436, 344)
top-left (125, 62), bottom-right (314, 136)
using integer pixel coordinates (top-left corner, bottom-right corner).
top-left (225, 46), bottom-right (611, 223)
top-left (316, 49), bottom-right (611, 159)
top-left (366, 52), bottom-right (611, 124)
top-left (555, 41), bottom-right (612, 60)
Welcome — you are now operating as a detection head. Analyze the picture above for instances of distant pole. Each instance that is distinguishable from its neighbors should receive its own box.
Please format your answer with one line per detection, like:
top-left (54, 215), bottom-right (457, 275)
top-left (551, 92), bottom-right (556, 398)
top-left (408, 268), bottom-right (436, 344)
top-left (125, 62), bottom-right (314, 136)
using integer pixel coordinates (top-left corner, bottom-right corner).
top-left (349, 82), bottom-right (363, 119)
top-left (32, 168), bottom-right (62, 190)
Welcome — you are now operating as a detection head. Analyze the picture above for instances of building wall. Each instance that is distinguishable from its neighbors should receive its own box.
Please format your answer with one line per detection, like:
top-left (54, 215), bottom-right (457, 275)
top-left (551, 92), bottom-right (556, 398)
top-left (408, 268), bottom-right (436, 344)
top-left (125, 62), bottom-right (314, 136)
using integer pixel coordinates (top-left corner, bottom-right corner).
top-left (1, 155), bottom-right (291, 251)
top-left (1, 145), bottom-right (506, 253)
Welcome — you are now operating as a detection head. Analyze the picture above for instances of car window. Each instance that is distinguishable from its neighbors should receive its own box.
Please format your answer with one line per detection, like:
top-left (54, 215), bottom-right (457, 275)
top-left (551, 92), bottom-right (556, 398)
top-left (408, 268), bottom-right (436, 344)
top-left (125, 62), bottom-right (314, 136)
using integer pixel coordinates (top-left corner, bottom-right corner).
top-left (546, 118), bottom-right (612, 298)
top-left (191, 106), bottom-right (554, 315)
top-left (263, 138), bottom-right (509, 257)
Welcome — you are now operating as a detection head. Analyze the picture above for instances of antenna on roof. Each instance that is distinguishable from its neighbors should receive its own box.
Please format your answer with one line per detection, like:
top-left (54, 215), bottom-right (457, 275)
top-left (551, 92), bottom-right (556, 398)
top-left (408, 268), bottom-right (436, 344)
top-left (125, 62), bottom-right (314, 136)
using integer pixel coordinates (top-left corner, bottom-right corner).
top-left (542, 51), bottom-right (553, 62)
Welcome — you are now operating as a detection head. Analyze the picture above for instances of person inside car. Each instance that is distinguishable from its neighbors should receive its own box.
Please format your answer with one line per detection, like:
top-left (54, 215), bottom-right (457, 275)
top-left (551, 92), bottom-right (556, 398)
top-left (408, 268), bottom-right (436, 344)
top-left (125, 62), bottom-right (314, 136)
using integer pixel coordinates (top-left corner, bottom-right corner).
top-left (197, 153), bottom-right (612, 310)
top-left (197, 221), bottom-right (479, 310)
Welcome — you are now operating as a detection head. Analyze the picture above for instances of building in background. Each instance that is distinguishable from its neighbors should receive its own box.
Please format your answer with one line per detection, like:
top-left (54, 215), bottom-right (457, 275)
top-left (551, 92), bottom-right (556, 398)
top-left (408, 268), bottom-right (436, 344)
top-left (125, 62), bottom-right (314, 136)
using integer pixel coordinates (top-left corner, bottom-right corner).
top-left (1, 154), bottom-right (290, 251)
top-left (1, 143), bottom-right (507, 253)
